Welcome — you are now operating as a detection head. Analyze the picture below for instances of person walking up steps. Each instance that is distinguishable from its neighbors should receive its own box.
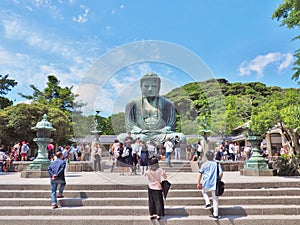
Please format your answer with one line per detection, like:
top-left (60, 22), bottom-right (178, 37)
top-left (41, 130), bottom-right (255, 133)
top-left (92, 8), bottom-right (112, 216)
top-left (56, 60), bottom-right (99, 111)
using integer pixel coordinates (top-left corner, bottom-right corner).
top-left (48, 152), bottom-right (67, 209)
top-left (197, 150), bottom-right (223, 220)
top-left (146, 157), bottom-right (167, 220)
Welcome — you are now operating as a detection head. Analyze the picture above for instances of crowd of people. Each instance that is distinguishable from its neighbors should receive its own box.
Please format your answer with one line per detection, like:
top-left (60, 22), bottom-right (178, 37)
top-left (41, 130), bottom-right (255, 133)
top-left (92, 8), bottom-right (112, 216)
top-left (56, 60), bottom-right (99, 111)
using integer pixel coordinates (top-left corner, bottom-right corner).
top-left (110, 132), bottom-right (184, 176)
top-left (0, 141), bottom-right (30, 172)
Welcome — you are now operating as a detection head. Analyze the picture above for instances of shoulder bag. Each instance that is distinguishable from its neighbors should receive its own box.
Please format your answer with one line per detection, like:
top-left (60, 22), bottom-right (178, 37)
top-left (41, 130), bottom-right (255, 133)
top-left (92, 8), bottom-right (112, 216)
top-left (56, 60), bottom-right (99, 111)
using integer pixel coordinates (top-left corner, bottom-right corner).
top-left (216, 162), bottom-right (225, 196)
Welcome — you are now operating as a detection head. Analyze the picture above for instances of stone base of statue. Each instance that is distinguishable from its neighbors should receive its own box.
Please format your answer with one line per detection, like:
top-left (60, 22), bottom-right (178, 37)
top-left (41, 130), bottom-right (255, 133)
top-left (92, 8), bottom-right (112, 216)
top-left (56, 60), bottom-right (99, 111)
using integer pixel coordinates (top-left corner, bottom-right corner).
top-left (21, 170), bottom-right (50, 178)
top-left (21, 157), bottom-right (51, 178)
top-left (240, 135), bottom-right (276, 176)
top-left (117, 131), bottom-right (186, 144)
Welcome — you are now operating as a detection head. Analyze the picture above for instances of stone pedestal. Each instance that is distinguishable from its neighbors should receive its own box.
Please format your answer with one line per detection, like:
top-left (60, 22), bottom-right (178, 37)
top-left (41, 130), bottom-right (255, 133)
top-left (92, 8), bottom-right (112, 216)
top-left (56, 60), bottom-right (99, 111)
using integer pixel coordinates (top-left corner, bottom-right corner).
top-left (241, 135), bottom-right (276, 176)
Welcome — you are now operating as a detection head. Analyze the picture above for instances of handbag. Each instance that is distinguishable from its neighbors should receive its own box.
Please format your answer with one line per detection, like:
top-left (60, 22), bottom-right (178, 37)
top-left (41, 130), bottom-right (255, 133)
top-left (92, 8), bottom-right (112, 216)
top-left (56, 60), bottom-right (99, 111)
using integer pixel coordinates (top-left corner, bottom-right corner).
top-left (149, 169), bottom-right (171, 199)
top-left (215, 162), bottom-right (225, 196)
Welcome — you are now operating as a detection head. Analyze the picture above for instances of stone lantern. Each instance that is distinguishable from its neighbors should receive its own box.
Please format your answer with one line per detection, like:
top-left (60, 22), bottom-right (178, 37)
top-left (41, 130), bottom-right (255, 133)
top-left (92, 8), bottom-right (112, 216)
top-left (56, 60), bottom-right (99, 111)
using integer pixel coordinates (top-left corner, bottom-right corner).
top-left (240, 134), bottom-right (276, 176)
top-left (21, 114), bottom-right (56, 178)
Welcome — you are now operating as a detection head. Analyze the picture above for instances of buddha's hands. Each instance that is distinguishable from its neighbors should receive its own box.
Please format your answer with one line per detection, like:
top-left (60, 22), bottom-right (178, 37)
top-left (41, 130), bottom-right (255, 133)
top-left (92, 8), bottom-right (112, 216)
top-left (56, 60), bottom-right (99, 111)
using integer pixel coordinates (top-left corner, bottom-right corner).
top-left (158, 126), bottom-right (172, 134)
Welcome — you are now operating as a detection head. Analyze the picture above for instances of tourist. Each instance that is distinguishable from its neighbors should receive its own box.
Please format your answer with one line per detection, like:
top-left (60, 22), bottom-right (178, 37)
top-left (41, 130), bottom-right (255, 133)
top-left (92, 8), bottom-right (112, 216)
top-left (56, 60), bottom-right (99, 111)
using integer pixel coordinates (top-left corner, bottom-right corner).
top-left (147, 141), bottom-right (156, 158)
top-left (196, 141), bottom-right (203, 160)
top-left (13, 142), bottom-right (20, 161)
top-left (116, 142), bottom-right (125, 175)
top-left (62, 146), bottom-right (70, 174)
top-left (124, 132), bottom-right (134, 148)
top-left (174, 135), bottom-right (181, 161)
top-left (164, 138), bottom-right (173, 167)
top-left (47, 142), bottom-right (55, 160)
top-left (75, 143), bottom-right (82, 161)
top-left (111, 140), bottom-right (120, 172)
top-left (131, 140), bottom-right (139, 175)
top-left (92, 143), bottom-right (102, 172)
top-left (48, 152), bottom-right (67, 209)
top-left (186, 144), bottom-right (192, 161)
top-left (197, 150), bottom-right (223, 220)
top-left (123, 144), bottom-right (133, 175)
top-left (244, 145), bottom-right (252, 160)
top-left (139, 140), bottom-right (149, 176)
top-left (124, 132), bottom-right (134, 175)
top-left (234, 142), bottom-right (240, 161)
top-left (146, 157), bottom-right (167, 220)
top-left (20, 141), bottom-right (29, 161)
top-left (83, 143), bottom-right (91, 161)
top-left (228, 142), bottom-right (234, 161)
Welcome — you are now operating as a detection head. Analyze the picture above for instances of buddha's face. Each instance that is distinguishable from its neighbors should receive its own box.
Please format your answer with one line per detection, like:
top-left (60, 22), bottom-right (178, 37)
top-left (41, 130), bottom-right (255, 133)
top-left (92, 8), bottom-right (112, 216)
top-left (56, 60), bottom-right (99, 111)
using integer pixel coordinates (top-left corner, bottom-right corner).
top-left (141, 79), bottom-right (160, 97)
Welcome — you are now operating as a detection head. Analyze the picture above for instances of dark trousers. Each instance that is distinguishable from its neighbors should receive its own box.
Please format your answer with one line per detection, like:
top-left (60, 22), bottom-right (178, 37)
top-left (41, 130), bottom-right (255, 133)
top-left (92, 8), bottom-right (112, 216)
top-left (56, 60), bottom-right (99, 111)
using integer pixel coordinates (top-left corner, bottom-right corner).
top-left (132, 154), bottom-right (138, 174)
top-left (94, 155), bottom-right (101, 172)
top-left (148, 187), bottom-right (164, 216)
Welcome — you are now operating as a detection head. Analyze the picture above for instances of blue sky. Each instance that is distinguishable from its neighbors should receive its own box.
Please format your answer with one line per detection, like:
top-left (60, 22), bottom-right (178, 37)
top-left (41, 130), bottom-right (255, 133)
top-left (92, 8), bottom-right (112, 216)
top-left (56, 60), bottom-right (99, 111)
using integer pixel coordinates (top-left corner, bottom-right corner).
top-left (0, 0), bottom-right (299, 116)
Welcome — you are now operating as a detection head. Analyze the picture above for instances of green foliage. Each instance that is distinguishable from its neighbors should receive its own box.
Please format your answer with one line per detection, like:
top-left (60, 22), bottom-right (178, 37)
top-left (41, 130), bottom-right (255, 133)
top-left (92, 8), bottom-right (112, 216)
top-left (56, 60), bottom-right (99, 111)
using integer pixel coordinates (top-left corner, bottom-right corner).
top-left (165, 79), bottom-right (279, 137)
top-left (272, 0), bottom-right (300, 81)
top-left (19, 75), bottom-right (84, 113)
top-left (0, 74), bottom-right (17, 109)
top-left (187, 137), bottom-right (201, 145)
top-left (0, 103), bottom-right (72, 146)
top-left (111, 112), bottom-right (126, 134)
top-left (273, 153), bottom-right (300, 176)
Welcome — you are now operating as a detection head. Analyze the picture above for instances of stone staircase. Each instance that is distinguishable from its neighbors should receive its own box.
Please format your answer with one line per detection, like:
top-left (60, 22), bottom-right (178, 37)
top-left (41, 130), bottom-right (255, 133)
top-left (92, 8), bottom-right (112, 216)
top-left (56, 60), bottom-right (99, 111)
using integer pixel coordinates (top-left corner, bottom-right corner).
top-left (0, 181), bottom-right (300, 224)
top-left (111, 161), bottom-right (193, 173)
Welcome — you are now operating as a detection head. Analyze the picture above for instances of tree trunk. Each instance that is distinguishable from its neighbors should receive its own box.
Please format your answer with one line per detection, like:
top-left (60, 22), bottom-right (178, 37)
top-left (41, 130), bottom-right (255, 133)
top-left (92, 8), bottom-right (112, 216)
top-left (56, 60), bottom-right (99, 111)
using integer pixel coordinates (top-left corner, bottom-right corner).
top-left (284, 127), bottom-right (300, 155)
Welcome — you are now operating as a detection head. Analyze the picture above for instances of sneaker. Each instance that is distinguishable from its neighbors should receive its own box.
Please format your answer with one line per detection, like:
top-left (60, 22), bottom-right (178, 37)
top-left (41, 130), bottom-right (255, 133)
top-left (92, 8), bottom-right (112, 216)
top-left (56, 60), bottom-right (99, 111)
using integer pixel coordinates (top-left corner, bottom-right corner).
top-left (57, 195), bottom-right (64, 198)
top-left (52, 204), bottom-right (58, 209)
top-left (205, 204), bottom-right (212, 209)
top-left (210, 215), bottom-right (220, 220)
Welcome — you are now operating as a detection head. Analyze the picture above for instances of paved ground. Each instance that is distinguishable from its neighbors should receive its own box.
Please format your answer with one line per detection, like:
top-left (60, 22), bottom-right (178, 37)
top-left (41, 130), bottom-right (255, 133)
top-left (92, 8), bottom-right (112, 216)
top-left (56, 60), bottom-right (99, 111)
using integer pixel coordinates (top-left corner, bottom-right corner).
top-left (1, 170), bottom-right (300, 185)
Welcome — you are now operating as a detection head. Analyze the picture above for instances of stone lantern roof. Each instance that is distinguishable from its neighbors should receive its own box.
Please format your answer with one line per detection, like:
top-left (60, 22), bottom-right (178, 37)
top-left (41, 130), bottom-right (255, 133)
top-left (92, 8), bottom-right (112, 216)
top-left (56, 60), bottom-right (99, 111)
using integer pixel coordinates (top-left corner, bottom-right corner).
top-left (32, 114), bottom-right (56, 131)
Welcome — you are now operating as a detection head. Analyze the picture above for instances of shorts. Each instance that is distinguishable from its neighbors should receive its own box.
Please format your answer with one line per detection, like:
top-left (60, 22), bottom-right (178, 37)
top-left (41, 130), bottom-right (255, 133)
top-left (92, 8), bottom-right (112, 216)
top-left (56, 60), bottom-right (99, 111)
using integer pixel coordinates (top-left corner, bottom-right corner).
top-left (21, 153), bottom-right (27, 157)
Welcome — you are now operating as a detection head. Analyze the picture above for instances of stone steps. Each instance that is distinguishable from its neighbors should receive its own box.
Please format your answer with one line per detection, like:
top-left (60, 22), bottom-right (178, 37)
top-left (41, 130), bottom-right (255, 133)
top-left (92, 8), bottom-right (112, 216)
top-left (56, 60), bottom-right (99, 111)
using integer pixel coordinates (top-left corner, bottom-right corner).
top-left (0, 205), bottom-right (299, 216)
top-left (2, 196), bottom-right (300, 206)
top-left (1, 181), bottom-right (299, 190)
top-left (1, 188), bottom-right (298, 198)
top-left (0, 215), bottom-right (300, 225)
top-left (0, 180), bottom-right (300, 224)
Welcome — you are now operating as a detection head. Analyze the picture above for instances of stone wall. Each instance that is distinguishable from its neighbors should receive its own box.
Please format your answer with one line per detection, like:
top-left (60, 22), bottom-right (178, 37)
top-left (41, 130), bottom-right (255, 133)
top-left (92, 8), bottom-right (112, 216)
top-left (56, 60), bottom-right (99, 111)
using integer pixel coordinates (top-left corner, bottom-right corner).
top-left (191, 161), bottom-right (246, 173)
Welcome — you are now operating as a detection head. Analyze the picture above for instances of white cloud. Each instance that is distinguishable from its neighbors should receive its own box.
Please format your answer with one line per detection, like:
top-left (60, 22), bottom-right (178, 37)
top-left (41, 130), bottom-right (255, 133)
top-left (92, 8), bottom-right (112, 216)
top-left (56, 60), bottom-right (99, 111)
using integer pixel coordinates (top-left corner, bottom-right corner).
top-left (73, 5), bottom-right (89, 23)
top-left (279, 53), bottom-right (293, 71)
top-left (238, 52), bottom-right (294, 78)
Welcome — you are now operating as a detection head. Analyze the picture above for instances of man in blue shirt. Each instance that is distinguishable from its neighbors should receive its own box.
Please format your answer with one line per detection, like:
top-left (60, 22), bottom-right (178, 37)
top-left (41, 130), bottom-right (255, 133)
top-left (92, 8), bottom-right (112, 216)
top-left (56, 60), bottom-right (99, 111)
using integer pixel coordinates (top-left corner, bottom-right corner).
top-left (48, 152), bottom-right (66, 209)
top-left (197, 151), bottom-right (223, 220)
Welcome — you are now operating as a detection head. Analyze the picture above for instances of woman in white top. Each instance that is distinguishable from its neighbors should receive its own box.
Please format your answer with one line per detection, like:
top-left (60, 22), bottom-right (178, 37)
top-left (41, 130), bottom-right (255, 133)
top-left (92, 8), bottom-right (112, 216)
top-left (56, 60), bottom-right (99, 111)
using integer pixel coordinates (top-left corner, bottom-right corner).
top-left (146, 157), bottom-right (167, 220)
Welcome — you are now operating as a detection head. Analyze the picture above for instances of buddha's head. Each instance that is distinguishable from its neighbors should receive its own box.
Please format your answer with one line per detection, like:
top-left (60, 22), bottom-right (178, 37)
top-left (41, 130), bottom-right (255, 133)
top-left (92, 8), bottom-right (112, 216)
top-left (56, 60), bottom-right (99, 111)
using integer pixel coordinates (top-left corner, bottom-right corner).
top-left (140, 73), bottom-right (161, 97)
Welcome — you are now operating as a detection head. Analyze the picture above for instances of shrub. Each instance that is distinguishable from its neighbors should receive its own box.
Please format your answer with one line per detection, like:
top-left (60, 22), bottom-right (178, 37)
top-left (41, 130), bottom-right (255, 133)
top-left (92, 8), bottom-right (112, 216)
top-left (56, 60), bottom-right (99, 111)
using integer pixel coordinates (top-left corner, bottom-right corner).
top-left (272, 154), bottom-right (300, 176)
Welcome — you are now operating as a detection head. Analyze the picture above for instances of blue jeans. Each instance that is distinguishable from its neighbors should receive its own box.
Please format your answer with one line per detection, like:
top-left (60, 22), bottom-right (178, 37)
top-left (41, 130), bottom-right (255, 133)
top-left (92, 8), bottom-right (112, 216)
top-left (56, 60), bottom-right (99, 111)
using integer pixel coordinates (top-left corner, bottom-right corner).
top-left (166, 152), bottom-right (172, 165)
top-left (50, 179), bottom-right (66, 205)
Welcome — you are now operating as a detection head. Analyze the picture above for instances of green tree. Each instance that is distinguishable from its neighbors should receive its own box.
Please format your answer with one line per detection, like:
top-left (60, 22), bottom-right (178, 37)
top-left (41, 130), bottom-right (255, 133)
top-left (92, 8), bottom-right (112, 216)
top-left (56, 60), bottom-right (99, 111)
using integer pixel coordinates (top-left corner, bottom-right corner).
top-left (0, 103), bottom-right (72, 147)
top-left (111, 112), bottom-right (126, 134)
top-left (19, 75), bottom-right (84, 113)
top-left (251, 89), bottom-right (300, 155)
top-left (0, 74), bottom-right (17, 109)
top-left (273, 0), bottom-right (300, 81)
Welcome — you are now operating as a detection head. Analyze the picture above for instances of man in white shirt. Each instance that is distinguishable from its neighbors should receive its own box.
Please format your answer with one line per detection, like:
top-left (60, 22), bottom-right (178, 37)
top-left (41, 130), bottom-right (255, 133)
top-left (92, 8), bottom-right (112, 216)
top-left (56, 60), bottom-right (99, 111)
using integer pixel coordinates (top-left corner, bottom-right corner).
top-left (164, 138), bottom-right (173, 167)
